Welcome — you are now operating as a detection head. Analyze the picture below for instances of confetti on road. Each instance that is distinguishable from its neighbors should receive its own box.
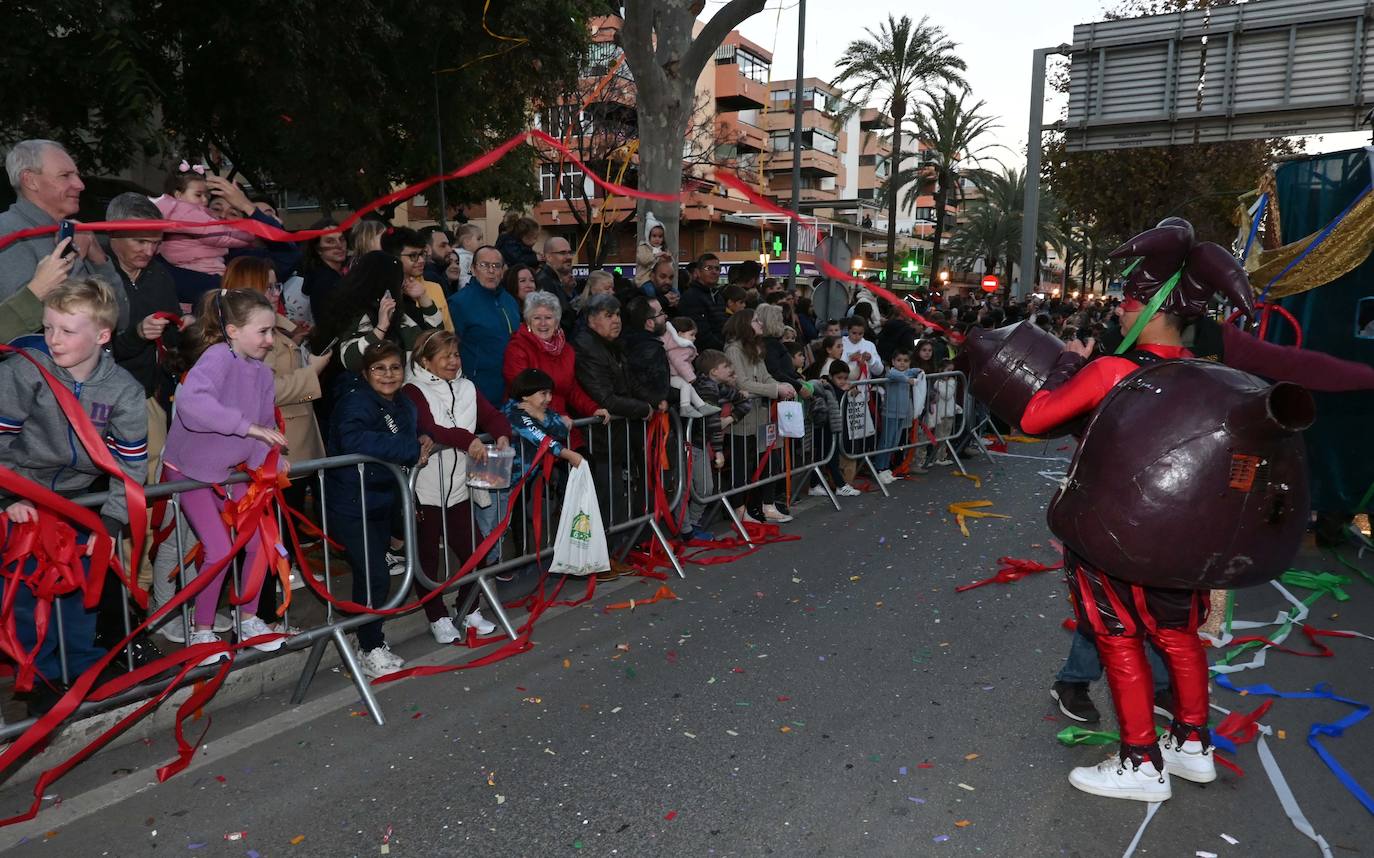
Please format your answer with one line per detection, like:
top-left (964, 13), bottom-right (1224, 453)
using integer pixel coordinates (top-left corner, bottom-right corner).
top-left (290, 835), bottom-right (305, 845)
top-left (955, 820), bottom-right (972, 828)
top-left (1220, 834), bottom-right (1239, 845)
top-left (957, 783), bottom-right (975, 791)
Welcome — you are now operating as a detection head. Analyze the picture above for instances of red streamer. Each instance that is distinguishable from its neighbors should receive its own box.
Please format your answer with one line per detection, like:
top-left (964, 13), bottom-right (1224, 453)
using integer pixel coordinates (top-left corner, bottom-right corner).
top-left (955, 556), bottom-right (1063, 593)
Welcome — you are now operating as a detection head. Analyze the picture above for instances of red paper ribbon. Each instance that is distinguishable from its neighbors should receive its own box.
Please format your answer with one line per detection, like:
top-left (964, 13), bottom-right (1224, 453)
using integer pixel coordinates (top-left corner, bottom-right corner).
top-left (955, 556), bottom-right (1063, 593)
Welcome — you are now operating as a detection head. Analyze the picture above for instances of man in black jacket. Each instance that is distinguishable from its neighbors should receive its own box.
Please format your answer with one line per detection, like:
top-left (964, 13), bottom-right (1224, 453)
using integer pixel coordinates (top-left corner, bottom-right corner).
top-left (621, 296), bottom-right (671, 412)
top-left (536, 235), bottom-right (578, 332)
top-left (572, 294), bottom-right (654, 576)
top-left (677, 253), bottom-right (726, 351)
top-left (573, 294), bottom-right (651, 419)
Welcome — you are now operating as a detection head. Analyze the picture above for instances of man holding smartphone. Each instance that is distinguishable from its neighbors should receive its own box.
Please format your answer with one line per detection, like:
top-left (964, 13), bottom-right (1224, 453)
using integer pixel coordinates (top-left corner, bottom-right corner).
top-left (0, 139), bottom-right (123, 328)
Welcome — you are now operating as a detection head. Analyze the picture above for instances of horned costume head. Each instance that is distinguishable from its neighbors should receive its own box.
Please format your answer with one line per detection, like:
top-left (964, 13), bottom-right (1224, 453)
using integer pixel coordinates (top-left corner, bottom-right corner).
top-left (1110, 217), bottom-right (1257, 321)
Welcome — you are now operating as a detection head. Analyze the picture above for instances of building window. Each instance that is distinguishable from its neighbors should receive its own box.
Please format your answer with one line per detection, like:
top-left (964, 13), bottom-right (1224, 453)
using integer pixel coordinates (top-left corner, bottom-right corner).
top-left (769, 131), bottom-right (791, 153)
top-left (719, 233), bottom-right (737, 252)
top-left (770, 89), bottom-right (791, 110)
top-left (750, 236), bottom-right (761, 252)
top-left (540, 164), bottom-right (586, 200)
top-left (798, 129), bottom-right (837, 156)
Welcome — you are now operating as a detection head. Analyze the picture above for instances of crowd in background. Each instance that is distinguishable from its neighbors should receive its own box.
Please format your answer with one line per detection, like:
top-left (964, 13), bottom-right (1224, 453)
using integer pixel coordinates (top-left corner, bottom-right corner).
top-left (0, 138), bottom-right (1126, 712)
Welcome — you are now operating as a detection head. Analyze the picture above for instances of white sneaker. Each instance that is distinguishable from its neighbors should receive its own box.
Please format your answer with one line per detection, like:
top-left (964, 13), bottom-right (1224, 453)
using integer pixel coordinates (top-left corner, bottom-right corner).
top-left (359, 644), bottom-right (405, 678)
top-left (736, 509), bottom-right (762, 524)
top-left (384, 549), bottom-right (407, 577)
top-left (189, 630), bottom-right (229, 667)
top-left (762, 504), bottom-right (793, 523)
top-left (1068, 756), bottom-right (1172, 802)
top-left (1160, 737), bottom-right (1216, 784)
top-left (876, 469), bottom-right (895, 485)
top-left (431, 616), bottom-right (462, 644)
top-left (808, 485), bottom-right (829, 497)
top-left (680, 403), bottom-right (703, 419)
top-left (238, 615), bottom-right (284, 652)
top-left (933, 458), bottom-right (953, 467)
top-left (836, 484), bottom-right (862, 497)
top-left (462, 610), bottom-right (497, 636)
top-left (158, 618), bottom-right (192, 644)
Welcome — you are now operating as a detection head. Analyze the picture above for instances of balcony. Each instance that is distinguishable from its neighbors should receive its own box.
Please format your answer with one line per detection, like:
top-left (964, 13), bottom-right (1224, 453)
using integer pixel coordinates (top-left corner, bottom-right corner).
top-left (763, 147), bottom-right (840, 177)
top-left (716, 115), bottom-right (766, 153)
top-left (715, 64), bottom-right (767, 110)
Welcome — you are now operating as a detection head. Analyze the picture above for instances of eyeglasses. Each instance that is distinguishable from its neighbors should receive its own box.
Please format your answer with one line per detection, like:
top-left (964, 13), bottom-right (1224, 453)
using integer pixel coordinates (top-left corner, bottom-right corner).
top-left (400, 251), bottom-right (425, 261)
top-left (702, 264), bottom-right (721, 271)
top-left (476, 261), bottom-right (504, 271)
top-left (266, 283), bottom-right (283, 294)
top-left (368, 364), bottom-right (404, 375)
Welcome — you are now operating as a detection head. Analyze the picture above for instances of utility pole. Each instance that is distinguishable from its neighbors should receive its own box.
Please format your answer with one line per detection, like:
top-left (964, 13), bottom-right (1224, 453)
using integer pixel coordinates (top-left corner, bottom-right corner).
top-left (787, 0), bottom-right (806, 290)
top-left (1019, 44), bottom-right (1070, 300)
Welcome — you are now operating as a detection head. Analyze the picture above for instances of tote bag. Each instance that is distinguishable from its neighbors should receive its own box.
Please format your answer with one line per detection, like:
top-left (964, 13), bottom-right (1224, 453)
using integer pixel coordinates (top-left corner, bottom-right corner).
top-left (549, 462), bottom-right (610, 576)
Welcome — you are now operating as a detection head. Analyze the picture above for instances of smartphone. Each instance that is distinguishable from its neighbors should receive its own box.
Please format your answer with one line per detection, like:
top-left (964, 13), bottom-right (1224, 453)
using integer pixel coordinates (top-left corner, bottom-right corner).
top-left (309, 336), bottom-right (339, 357)
top-left (57, 220), bottom-right (77, 257)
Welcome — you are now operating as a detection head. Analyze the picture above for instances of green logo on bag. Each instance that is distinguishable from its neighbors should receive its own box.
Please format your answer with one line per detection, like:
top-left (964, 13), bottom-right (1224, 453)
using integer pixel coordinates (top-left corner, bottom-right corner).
top-left (570, 511), bottom-right (592, 543)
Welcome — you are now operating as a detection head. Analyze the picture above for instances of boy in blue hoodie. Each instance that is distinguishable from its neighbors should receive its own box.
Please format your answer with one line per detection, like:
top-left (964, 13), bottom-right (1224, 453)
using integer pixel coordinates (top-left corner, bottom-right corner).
top-left (0, 277), bottom-right (147, 714)
top-left (873, 347), bottom-right (926, 483)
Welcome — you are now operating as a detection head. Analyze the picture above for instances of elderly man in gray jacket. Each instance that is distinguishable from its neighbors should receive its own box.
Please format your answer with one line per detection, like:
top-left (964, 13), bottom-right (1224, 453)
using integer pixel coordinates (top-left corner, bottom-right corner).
top-left (0, 139), bottom-right (124, 328)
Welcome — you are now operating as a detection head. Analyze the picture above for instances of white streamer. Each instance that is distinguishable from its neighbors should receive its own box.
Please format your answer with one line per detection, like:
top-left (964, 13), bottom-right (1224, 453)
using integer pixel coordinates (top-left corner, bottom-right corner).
top-left (1209, 702), bottom-right (1333, 856)
top-left (1121, 801), bottom-right (1162, 858)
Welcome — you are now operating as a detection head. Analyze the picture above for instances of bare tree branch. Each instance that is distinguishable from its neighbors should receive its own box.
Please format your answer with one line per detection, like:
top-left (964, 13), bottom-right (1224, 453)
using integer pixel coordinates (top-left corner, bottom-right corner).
top-left (682, 0), bottom-right (768, 83)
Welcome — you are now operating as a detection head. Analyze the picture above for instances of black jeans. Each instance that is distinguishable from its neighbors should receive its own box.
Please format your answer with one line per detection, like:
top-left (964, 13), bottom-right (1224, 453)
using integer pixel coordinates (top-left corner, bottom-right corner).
top-left (332, 512), bottom-right (393, 652)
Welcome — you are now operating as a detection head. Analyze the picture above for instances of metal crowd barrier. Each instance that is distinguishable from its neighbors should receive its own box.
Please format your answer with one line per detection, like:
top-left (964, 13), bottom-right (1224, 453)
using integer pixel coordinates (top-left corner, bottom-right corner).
top-left (0, 414), bottom-right (684, 741)
top-left (836, 371), bottom-right (971, 497)
top-left (684, 397), bottom-right (839, 547)
top-left (405, 412), bottom-right (687, 646)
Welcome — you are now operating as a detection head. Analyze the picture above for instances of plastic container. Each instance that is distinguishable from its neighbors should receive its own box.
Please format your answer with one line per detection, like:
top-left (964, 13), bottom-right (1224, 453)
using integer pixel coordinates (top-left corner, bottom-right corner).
top-left (466, 445), bottom-right (515, 490)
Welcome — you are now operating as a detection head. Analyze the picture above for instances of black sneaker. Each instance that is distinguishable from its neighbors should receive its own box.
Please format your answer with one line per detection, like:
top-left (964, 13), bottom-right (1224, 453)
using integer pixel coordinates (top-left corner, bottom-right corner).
top-left (1153, 687), bottom-right (1174, 720)
top-left (1051, 681), bottom-right (1100, 723)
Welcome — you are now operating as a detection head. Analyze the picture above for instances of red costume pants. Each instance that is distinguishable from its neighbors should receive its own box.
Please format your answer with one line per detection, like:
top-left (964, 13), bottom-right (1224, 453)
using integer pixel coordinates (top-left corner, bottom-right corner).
top-left (1064, 549), bottom-right (1212, 764)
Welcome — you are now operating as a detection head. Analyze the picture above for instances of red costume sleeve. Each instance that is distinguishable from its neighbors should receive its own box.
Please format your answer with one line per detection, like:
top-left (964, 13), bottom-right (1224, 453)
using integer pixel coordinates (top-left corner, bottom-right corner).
top-left (1020, 356), bottom-right (1139, 435)
top-left (1220, 323), bottom-right (1374, 392)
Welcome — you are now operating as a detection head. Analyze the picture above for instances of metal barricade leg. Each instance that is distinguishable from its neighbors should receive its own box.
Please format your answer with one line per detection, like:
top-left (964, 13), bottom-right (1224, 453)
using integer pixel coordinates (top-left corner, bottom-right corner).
top-left (332, 627), bottom-right (384, 726)
top-left (290, 637), bottom-right (329, 705)
top-left (861, 454), bottom-right (890, 498)
top-left (810, 464), bottom-right (841, 510)
top-left (720, 499), bottom-right (754, 547)
top-left (477, 576), bottom-right (519, 641)
top-left (647, 517), bottom-right (686, 579)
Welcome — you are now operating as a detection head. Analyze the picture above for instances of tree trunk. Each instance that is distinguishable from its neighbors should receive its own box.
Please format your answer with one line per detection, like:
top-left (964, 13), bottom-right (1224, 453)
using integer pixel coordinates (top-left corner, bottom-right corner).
top-left (620, 0), bottom-right (767, 260)
top-left (886, 100), bottom-right (905, 286)
top-left (636, 85), bottom-right (693, 263)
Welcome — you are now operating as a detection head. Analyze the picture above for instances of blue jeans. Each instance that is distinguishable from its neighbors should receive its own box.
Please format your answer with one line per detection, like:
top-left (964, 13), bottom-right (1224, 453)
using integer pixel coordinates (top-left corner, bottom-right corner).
top-left (2, 535), bottom-right (103, 686)
top-left (1058, 628), bottom-right (1170, 691)
top-left (873, 417), bottom-right (910, 471)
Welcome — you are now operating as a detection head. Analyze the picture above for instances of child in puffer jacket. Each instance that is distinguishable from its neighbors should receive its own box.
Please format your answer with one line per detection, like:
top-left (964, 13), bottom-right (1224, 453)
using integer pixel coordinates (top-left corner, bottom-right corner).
top-left (662, 317), bottom-right (719, 419)
top-left (152, 163), bottom-right (260, 307)
top-left (684, 349), bottom-right (750, 540)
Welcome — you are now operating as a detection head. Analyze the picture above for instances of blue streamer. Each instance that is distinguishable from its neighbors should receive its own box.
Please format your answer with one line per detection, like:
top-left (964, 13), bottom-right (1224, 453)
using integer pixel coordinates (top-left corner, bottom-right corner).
top-left (1241, 193), bottom-right (1267, 262)
top-left (1258, 182), bottom-right (1374, 304)
top-left (1216, 675), bottom-right (1374, 815)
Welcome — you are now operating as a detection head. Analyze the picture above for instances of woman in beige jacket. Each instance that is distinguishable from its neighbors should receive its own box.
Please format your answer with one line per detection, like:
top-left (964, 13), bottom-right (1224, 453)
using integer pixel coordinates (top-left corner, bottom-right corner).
top-left (722, 309), bottom-right (797, 525)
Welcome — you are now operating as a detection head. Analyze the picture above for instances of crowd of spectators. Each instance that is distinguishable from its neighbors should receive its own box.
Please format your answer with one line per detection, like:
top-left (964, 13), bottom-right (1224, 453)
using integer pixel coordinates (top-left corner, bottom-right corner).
top-left (0, 137), bottom-right (1129, 707)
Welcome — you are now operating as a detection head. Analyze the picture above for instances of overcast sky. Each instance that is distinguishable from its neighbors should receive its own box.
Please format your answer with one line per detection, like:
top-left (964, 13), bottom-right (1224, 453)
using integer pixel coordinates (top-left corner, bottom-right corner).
top-left (726, 0), bottom-right (1368, 165)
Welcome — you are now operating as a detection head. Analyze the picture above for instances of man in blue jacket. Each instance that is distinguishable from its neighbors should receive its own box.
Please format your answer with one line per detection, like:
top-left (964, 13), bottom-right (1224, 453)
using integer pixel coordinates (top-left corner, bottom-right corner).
top-left (449, 245), bottom-right (521, 405)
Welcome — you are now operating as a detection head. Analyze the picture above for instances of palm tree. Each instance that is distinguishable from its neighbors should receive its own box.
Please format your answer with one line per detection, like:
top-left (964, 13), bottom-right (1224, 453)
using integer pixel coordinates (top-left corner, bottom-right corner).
top-left (907, 89), bottom-right (999, 276)
top-left (832, 14), bottom-right (966, 285)
top-left (945, 163), bottom-right (1064, 298)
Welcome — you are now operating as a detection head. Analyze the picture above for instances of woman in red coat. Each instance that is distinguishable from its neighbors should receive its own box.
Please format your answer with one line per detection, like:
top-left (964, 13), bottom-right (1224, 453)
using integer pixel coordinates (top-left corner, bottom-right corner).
top-left (503, 290), bottom-right (609, 448)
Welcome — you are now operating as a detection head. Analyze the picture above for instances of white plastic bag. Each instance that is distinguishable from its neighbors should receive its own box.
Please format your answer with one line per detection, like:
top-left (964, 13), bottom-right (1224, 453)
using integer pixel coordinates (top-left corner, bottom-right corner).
top-left (776, 400), bottom-right (805, 438)
top-left (549, 462), bottom-right (610, 576)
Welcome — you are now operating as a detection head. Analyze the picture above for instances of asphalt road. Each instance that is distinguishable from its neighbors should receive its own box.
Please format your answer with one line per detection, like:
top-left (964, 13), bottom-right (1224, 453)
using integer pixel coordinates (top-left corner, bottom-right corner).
top-left (2, 446), bottom-right (1371, 857)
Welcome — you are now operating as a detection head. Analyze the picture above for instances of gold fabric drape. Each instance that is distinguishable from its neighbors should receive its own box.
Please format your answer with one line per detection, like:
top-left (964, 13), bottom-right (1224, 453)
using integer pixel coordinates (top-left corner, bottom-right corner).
top-left (1246, 186), bottom-right (1374, 300)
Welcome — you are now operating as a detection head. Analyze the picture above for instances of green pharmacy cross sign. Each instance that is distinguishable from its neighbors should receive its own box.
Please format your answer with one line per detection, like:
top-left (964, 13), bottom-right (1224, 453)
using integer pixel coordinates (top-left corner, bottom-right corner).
top-left (772, 236), bottom-right (783, 256)
top-left (902, 258), bottom-right (919, 278)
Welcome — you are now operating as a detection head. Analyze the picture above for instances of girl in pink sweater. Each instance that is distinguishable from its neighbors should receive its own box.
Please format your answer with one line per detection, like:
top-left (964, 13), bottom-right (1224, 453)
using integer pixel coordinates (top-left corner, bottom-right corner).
top-left (152, 162), bottom-right (259, 308)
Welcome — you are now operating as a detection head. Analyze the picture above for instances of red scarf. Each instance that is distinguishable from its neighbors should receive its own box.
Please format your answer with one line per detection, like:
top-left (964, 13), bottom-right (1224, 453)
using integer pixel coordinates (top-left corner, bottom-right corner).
top-left (532, 325), bottom-right (566, 357)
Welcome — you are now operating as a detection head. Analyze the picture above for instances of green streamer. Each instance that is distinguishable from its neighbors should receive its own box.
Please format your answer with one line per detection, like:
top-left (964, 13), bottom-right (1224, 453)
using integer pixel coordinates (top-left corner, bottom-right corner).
top-left (1114, 270), bottom-right (1181, 355)
top-left (1057, 724), bottom-right (1166, 747)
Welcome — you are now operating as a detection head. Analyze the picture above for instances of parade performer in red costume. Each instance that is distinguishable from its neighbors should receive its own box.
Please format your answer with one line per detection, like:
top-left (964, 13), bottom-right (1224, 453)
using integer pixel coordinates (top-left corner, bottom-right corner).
top-left (965, 219), bottom-right (1316, 802)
